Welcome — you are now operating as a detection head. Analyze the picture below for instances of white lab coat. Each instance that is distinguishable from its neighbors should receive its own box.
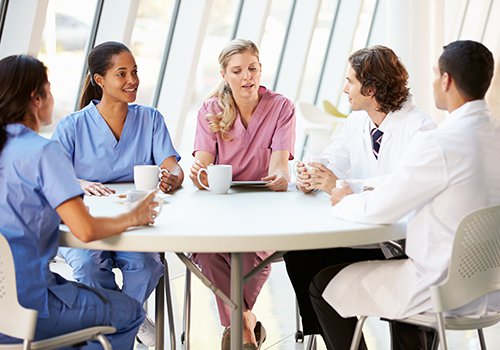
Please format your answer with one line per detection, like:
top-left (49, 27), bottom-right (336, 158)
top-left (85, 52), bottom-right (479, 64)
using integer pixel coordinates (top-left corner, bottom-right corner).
top-left (325, 100), bottom-right (500, 319)
top-left (320, 97), bottom-right (435, 187)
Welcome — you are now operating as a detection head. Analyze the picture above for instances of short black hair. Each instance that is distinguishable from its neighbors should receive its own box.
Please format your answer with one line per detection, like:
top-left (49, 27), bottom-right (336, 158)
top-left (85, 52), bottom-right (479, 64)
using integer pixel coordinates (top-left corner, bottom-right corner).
top-left (438, 40), bottom-right (494, 100)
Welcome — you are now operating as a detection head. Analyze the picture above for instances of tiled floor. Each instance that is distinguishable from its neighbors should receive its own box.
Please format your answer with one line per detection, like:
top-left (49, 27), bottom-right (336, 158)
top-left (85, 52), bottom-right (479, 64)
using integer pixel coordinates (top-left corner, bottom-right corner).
top-left (52, 253), bottom-right (500, 350)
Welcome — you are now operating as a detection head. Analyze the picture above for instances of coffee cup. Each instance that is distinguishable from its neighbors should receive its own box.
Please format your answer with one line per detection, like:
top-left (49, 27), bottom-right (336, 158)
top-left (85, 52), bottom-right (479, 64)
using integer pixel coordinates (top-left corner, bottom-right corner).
top-left (197, 165), bottom-right (232, 194)
top-left (134, 165), bottom-right (160, 190)
top-left (335, 179), bottom-right (364, 193)
top-left (125, 190), bottom-right (162, 215)
top-left (294, 156), bottom-right (329, 177)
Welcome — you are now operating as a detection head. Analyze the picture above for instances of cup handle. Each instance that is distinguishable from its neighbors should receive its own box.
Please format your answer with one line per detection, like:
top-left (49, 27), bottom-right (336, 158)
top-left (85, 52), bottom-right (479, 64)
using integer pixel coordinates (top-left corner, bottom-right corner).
top-left (197, 168), bottom-right (210, 190)
top-left (158, 167), bottom-right (170, 179)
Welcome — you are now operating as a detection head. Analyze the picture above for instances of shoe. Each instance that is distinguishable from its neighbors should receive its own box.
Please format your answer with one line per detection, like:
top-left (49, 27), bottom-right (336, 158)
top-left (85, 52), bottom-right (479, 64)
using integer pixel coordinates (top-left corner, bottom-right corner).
top-left (221, 322), bottom-right (266, 350)
top-left (254, 322), bottom-right (266, 349)
top-left (221, 327), bottom-right (231, 350)
top-left (136, 315), bottom-right (155, 347)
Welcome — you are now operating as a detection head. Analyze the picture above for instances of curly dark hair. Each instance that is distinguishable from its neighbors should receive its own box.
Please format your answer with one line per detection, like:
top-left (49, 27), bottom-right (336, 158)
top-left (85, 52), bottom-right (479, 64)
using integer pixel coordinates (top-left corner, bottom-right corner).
top-left (348, 46), bottom-right (409, 114)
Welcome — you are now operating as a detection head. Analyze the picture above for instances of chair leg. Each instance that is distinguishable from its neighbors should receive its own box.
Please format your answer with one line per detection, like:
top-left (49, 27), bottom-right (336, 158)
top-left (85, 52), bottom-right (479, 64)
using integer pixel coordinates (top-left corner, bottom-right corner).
top-left (435, 312), bottom-right (448, 350)
top-left (295, 299), bottom-right (304, 342)
top-left (478, 329), bottom-right (487, 350)
top-left (349, 316), bottom-right (367, 350)
top-left (306, 334), bottom-right (316, 350)
top-left (95, 334), bottom-right (113, 350)
top-left (163, 258), bottom-right (177, 350)
top-left (182, 266), bottom-right (192, 349)
top-left (22, 340), bottom-right (31, 350)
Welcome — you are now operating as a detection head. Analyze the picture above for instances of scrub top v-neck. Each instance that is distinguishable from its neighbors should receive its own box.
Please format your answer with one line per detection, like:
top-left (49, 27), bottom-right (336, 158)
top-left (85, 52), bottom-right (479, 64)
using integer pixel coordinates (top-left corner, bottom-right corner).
top-left (52, 100), bottom-right (180, 183)
top-left (193, 86), bottom-right (295, 180)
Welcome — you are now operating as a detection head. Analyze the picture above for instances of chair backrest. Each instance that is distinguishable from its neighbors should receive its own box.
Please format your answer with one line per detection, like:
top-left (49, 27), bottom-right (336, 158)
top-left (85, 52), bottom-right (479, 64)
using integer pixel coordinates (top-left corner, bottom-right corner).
top-left (322, 100), bottom-right (348, 119)
top-left (0, 233), bottom-right (38, 340)
top-left (430, 205), bottom-right (500, 312)
top-left (298, 101), bottom-right (345, 127)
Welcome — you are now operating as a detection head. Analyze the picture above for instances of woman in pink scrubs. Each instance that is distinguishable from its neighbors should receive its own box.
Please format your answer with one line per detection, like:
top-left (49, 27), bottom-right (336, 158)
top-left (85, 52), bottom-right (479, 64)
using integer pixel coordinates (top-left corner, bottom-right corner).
top-left (190, 39), bottom-right (295, 350)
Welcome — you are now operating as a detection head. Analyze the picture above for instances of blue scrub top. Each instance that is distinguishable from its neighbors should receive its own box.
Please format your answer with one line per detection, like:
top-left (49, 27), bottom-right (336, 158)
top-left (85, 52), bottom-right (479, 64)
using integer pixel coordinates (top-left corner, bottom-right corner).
top-left (0, 124), bottom-right (83, 318)
top-left (52, 101), bottom-right (180, 183)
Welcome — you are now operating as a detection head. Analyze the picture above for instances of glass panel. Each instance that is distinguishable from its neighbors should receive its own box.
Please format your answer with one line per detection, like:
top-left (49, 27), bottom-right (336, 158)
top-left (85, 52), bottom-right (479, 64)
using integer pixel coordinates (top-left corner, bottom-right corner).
top-left (458, 0), bottom-right (491, 41)
top-left (130, 0), bottom-right (175, 105)
top-left (179, 0), bottom-right (236, 153)
top-left (259, 0), bottom-right (293, 88)
top-left (297, 0), bottom-right (339, 103)
top-left (38, 0), bottom-right (98, 132)
top-left (194, 0), bottom-right (237, 100)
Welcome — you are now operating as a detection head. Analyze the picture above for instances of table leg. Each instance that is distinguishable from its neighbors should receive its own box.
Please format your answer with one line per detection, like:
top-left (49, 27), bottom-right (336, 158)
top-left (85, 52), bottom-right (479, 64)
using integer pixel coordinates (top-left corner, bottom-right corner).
top-left (163, 255), bottom-right (177, 350)
top-left (230, 252), bottom-right (243, 350)
top-left (155, 254), bottom-right (165, 350)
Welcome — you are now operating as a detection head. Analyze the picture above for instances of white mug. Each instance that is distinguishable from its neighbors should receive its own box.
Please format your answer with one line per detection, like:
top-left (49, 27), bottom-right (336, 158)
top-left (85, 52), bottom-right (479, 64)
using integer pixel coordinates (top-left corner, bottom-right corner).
top-left (134, 165), bottom-right (160, 190)
top-left (336, 179), bottom-right (364, 193)
top-left (124, 190), bottom-right (163, 215)
top-left (197, 165), bottom-right (232, 194)
top-left (294, 156), bottom-right (330, 177)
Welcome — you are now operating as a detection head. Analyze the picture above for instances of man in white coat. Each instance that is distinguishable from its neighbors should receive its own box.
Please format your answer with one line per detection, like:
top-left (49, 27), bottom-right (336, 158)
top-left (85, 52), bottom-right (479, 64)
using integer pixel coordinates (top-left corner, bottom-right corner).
top-left (310, 40), bottom-right (498, 350)
top-left (284, 45), bottom-right (435, 346)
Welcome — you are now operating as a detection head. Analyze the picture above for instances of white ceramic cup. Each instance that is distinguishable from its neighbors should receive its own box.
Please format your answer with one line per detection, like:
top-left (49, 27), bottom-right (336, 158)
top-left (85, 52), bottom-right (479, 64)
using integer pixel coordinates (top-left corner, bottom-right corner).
top-left (197, 165), bottom-right (232, 194)
top-left (125, 190), bottom-right (162, 215)
top-left (336, 179), bottom-right (364, 193)
top-left (294, 156), bottom-right (330, 177)
top-left (134, 165), bottom-right (160, 190)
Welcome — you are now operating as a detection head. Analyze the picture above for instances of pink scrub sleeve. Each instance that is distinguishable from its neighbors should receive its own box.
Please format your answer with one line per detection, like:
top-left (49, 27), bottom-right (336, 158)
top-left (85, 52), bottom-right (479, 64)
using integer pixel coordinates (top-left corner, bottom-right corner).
top-left (270, 98), bottom-right (295, 159)
top-left (192, 100), bottom-right (220, 157)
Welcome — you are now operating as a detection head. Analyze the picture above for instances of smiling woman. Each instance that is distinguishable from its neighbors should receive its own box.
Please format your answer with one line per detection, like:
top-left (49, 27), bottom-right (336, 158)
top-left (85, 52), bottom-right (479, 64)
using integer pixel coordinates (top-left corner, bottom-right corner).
top-left (49, 41), bottom-right (184, 347)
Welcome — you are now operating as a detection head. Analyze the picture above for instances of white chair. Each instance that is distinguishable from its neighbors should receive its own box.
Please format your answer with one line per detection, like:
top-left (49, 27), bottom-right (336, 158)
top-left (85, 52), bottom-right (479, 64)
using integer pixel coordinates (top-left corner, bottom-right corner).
top-left (0, 233), bottom-right (116, 350)
top-left (350, 204), bottom-right (500, 350)
top-left (297, 101), bottom-right (346, 160)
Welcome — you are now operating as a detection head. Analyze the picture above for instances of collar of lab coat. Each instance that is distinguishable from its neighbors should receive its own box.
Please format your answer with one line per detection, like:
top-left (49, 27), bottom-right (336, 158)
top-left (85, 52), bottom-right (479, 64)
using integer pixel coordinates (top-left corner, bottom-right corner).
top-left (365, 95), bottom-right (416, 139)
top-left (438, 99), bottom-right (489, 129)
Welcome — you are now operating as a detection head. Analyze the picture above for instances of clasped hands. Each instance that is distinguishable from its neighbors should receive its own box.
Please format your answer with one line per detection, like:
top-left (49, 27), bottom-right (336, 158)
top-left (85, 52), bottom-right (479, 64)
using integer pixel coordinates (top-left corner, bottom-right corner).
top-left (295, 161), bottom-right (356, 205)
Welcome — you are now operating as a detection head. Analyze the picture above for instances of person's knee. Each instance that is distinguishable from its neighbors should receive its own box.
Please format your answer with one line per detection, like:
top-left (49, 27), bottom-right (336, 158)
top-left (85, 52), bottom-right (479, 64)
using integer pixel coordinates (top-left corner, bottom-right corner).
top-left (309, 273), bottom-right (324, 300)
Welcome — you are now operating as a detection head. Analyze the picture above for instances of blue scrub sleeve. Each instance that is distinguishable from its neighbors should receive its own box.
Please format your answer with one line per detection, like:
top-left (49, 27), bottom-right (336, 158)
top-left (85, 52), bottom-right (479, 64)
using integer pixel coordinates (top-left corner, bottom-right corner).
top-left (152, 109), bottom-right (181, 164)
top-left (38, 141), bottom-right (83, 209)
top-left (51, 117), bottom-right (76, 161)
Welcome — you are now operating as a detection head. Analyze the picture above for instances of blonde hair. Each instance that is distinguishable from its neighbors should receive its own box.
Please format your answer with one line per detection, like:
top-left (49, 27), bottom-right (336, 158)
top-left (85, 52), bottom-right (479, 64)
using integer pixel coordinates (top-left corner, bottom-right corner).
top-left (207, 39), bottom-right (260, 141)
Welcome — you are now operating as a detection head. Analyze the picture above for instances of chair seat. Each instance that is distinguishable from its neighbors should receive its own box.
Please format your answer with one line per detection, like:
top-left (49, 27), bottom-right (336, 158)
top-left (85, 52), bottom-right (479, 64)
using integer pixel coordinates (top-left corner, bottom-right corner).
top-left (395, 312), bottom-right (500, 331)
top-left (0, 326), bottom-right (116, 350)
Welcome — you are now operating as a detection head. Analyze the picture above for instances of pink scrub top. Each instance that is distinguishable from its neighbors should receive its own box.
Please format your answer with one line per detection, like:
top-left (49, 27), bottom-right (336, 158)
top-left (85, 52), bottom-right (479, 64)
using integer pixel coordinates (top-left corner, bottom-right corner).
top-left (193, 86), bottom-right (296, 180)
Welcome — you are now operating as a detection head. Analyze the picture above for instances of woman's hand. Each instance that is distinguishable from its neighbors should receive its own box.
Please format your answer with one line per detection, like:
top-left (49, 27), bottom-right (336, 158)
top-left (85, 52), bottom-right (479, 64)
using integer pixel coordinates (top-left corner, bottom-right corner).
top-left (129, 192), bottom-right (161, 226)
top-left (159, 168), bottom-right (181, 193)
top-left (262, 174), bottom-right (288, 192)
top-left (79, 180), bottom-right (115, 197)
top-left (158, 157), bottom-right (184, 193)
top-left (189, 160), bottom-right (209, 190)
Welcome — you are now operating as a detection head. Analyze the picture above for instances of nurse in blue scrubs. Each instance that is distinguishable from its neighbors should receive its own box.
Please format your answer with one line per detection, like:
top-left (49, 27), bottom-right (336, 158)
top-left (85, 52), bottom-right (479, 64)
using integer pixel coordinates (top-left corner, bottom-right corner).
top-left (51, 41), bottom-right (183, 345)
top-left (0, 54), bottom-right (161, 348)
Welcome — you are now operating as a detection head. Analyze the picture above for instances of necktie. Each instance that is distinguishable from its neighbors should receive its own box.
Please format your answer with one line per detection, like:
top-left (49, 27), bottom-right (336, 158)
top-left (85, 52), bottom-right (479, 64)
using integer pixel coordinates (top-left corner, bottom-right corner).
top-left (371, 128), bottom-right (383, 159)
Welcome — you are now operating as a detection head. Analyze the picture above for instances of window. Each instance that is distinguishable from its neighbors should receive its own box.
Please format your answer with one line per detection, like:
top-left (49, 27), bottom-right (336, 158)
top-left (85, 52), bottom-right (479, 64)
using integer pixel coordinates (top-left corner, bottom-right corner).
top-left (130, 0), bottom-right (176, 105)
top-left (38, 0), bottom-right (98, 132)
top-left (259, 0), bottom-right (293, 87)
top-left (298, 0), bottom-right (340, 103)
